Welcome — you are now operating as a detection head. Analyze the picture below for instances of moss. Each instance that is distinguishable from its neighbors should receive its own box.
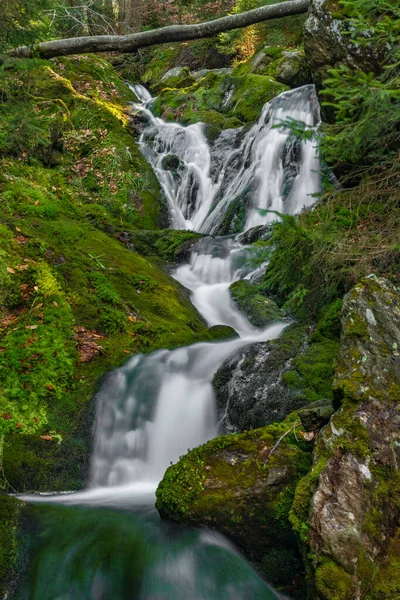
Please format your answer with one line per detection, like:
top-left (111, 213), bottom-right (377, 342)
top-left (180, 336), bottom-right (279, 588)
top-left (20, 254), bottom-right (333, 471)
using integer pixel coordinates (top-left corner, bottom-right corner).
top-left (154, 67), bottom-right (196, 92)
top-left (156, 417), bottom-right (312, 596)
top-left (0, 493), bottom-right (21, 598)
top-left (156, 417), bottom-right (312, 525)
top-left (152, 70), bottom-right (288, 127)
top-left (0, 56), bottom-right (229, 494)
top-left (229, 280), bottom-right (282, 327)
top-left (315, 560), bottom-right (354, 600)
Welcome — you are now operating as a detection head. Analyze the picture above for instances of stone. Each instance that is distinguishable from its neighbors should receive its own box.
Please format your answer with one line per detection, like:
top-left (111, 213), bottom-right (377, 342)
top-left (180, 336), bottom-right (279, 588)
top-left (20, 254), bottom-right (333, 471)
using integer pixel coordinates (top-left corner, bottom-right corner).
top-left (161, 154), bottom-right (181, 171)
top-left (159, 66), bottom-right (195, 89)
top-left (156, 419), bottom-right (312, 596)
top-left (304, 0), bottom-right (384, 93)
top-left (298, 399), bottom-right (334, 431)
top-left (291, 276), bottom-right (400, 600)
top-left (274, 51), bottom-right (312, 88)
top-left (229, 279), bottom-right (283, 328)
top-left (213, 324), bottom-right (339, 433)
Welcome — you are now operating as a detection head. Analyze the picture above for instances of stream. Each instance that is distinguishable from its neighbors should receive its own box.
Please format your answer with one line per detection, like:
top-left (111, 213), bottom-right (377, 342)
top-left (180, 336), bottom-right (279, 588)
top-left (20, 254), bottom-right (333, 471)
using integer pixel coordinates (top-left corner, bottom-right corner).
top-left (18, 83), bottom-right (321, 599)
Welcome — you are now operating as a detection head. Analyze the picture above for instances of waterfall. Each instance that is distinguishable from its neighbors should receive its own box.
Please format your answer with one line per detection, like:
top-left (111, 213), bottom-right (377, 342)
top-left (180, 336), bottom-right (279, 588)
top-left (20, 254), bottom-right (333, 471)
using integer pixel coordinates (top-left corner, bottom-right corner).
top-left (133, 83), bottom-right (320, 234)
top-left (19, 81), bottom-right (321, 600)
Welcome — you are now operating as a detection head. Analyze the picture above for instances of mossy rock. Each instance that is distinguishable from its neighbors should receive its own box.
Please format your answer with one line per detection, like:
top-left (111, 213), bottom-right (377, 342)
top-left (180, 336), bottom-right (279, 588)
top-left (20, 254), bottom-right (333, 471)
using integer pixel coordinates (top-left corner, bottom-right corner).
top-left (152, 70), bottom-right (288, 126)
top-left (229, 279), bottom-right (282, 327)
top-left (155, 66), bottom-right (196, 92)
top-left (156, 417), bottom-right (312, 596)
top-left (161, 154), bottom-right (181, 171)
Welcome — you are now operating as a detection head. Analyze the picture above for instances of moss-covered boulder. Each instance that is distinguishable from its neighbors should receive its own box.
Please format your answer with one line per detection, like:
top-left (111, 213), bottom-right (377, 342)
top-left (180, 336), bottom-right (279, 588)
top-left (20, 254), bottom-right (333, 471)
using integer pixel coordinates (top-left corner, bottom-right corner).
top-left (274, 51), bottom-right (312, 88)
top-left (214, 324), bottom-right (340, 433)
top-left (290, 276), bottom-right (400, 599)
top-left (156, 418), bottom-right (313, 597)
top-left (234, 48), bottom-right (311, 90)
top-left (229, 280), bottom-right (282, 328)
top-left (152, 70), bottom-right (288, 127)
top-left (156, 66), bottom-right (196, 92)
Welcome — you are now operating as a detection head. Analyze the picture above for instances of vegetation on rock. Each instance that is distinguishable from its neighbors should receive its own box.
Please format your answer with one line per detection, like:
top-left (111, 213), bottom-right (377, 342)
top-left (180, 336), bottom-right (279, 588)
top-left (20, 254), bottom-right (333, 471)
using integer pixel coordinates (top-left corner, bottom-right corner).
top-left (156, 415), bottom-right (313, 597)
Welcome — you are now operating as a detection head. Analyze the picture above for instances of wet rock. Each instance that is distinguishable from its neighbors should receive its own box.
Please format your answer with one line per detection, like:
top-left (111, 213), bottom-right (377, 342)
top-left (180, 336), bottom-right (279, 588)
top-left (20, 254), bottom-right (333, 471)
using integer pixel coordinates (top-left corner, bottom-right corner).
top-left (213, 324), bottom-right (339, 433)
top-left (291, 276), bottom-right (400, 600)
top-left (298, 399), bottom-right (334, 431)
top-left (156, 419), bottom-right (312, 597)
top-left (161, 154), bottom-right (181, 171)
top-left (206, 325), bottom-right (239, 340)
top-left (236, 224), bottom-right (273, 244)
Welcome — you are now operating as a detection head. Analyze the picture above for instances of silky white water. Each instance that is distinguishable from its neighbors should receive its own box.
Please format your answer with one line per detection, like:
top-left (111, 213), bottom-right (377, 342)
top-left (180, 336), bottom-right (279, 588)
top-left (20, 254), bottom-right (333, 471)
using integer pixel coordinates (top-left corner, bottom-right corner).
top-left (20, 82), bottom-right (321, 600)
top-left (133, 82), bottom-right (320, 233)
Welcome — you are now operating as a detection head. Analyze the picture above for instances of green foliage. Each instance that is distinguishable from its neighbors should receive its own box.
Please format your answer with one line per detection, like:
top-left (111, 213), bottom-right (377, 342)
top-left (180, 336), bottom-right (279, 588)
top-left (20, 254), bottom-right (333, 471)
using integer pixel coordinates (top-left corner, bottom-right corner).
top-left (0, 0), bottom-right (60, 51)
top-left (97, 307), bottom-right (127, 334)
top-left (321, 0), bottom-right (400, 167)
top-left (91, 272), bottom-right (121, 305)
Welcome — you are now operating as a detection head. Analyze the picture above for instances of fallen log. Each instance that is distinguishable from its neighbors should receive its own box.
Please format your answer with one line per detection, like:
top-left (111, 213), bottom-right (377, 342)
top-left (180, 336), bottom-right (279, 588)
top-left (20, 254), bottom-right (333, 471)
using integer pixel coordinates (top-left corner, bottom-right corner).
top-left (10, 0), bottom-right (309, 59)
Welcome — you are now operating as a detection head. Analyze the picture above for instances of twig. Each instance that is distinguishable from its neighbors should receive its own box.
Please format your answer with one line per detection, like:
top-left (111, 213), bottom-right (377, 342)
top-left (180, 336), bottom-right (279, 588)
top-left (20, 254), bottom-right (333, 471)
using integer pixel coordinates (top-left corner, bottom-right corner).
top-left (264, 421), bottom-right (300, 467)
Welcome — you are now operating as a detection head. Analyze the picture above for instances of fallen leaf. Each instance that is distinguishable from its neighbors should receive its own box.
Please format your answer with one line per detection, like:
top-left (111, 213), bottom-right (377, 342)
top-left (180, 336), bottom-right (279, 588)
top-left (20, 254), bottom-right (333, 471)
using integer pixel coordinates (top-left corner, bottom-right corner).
top-left (6, 267), bottom-right (15, 274)
top-left (0, 315), bottom-right (18, 327)
top-left (34, 200), bottom-right (40, 206)
top-left (299, 431), bottom-right (316, 442)
top-left (40, 435), bottom-right (53, 441)
top-left (16, 226), bottom-right (21, 232)
top-left (128, 315), bottom-right (136, 322)
top-left (46, 384), bottom-right (54, 391)
top-left (26, 325), bottom-right (38, 330)
top-left (16, 422), bottom-right (22, 428)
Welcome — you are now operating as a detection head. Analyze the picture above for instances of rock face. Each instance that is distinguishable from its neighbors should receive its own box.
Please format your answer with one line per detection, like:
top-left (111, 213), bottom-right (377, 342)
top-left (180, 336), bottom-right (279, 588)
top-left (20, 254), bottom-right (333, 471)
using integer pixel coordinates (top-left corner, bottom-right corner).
top-left (213, 324), bottom-right (339, 433)
top-left (156, 418), bottom-right (313, 598)
top-left (304, 0), bottom-right (384, 90)
top-left (290, 276), bottom-right (400, 600)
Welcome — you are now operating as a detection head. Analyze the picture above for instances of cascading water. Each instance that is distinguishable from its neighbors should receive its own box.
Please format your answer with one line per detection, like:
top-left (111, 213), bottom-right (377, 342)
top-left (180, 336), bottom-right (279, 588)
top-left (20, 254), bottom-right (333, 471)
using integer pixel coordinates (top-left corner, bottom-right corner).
top-left (19, 81), bottom-right (321, 600)
top-left (133, 82), bottom-right (320, 233)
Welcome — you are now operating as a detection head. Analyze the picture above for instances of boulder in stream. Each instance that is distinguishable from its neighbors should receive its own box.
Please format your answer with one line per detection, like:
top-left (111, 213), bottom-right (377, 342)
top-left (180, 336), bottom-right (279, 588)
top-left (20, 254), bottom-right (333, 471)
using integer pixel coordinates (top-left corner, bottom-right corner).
top-left (156, 415), bottom-right (313, 598)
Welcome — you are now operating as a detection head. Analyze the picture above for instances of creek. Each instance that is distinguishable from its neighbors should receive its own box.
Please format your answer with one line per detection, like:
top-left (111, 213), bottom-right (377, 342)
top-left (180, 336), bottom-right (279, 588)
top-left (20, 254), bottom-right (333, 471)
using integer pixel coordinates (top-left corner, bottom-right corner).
top-left (18, 82), bottom-right (321, 600)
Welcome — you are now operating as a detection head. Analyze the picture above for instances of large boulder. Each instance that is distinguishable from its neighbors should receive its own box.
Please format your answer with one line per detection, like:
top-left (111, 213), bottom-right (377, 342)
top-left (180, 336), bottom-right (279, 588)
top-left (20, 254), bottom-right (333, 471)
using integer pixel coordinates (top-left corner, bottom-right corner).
top-left (304, 0), bottom-right (384, 90)
top-left (156, 417), bottom-right (313, 597)
top-left (290, 276), bottom-right (400, 600)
